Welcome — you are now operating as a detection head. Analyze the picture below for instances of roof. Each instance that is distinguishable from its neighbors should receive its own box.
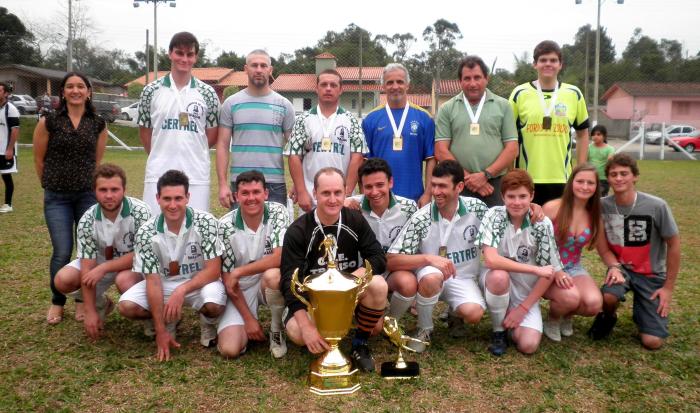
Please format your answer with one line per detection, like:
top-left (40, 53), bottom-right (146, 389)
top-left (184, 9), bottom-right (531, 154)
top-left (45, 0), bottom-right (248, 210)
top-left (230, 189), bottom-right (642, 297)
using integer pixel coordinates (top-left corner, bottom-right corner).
top-left (435, 79), bottom-right (461, 96)
top-left (218, 71), bottom-right (248, 87)
top-left (336, 66), bottom-right (383, 81)
top-left (0, 64), bottom-right (111, 86)
top-left (379, 94), bottom-right (432, 107)
top-left (602, 82), bottom-right (700, 101)
top-left (125, 67), bottom-right (235, 87)
top-left (315, 52), bottom-right (336, 59)
top-left (270, 74), bottom-right (383, 92)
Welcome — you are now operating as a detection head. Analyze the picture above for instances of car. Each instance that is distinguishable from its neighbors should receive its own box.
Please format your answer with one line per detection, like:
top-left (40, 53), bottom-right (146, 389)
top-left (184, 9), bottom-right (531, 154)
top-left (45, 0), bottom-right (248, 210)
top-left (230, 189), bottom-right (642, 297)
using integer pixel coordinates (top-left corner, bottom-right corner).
top-left (9, 94), bottom-right (37, 115)
top-left (645, 124), bottom-right (697, 145)
top-left (92, 99), bottom-right (120, 123)
top-left (120, 102), bottom-right (139, 121)
top-left (669, 130), bottom-right (700, 153)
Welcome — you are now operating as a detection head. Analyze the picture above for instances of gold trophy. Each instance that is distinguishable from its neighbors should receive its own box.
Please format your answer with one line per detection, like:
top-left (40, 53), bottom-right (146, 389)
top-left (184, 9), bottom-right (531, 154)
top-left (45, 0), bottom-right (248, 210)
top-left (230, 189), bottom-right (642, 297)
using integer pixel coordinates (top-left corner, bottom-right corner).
top-left (291, 236), bottom-right (373, 395)
top-left (380, 316), bottom-right (427, 379)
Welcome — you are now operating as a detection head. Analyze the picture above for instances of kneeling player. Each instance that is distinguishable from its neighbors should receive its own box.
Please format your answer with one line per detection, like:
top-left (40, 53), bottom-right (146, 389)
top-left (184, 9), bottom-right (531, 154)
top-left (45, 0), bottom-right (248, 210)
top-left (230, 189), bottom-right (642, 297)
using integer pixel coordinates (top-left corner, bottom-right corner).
top-left (54, 164), bottom-right (150, 340)
top-left (118, 170), bottom-right (226, 362)
top-left (217, 171), bottom-right (290, 358)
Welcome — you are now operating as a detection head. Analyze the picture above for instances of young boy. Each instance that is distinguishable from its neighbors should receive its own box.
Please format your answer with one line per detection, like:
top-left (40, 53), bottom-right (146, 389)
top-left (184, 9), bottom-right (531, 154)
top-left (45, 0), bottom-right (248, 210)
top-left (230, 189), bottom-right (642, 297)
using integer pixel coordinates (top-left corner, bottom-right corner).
top-left (587, 125), bottom-right (615, 196)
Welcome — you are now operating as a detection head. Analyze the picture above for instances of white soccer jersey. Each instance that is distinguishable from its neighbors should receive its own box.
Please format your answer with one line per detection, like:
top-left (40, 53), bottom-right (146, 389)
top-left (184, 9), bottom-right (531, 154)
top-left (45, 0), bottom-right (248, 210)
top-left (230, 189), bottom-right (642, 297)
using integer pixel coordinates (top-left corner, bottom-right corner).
top-left (476, 207), bottom-right (563, 304)
top-left (283, 106), bottom-right (368, 196)
top-left (76, 196), bottom-right (151, 263)
top-left (0, 102), bottom-right (19, 173)
top-left (350, 193), bottom-right (416, 253)
top-left (218, 202), bottom-right (289, 289)
top-left (138, 74), bottom-right (220, 185)
top-left (388, 196), bottom-right (488, 279)
top-left (133, 207), bottom-right (221, 281)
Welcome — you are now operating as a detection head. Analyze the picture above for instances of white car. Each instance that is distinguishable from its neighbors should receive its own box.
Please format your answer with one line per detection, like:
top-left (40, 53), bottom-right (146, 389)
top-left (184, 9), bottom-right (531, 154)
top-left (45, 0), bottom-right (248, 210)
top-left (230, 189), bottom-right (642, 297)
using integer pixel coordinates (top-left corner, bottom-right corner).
top-left (9, 95), bottom-right (37, 115)
top-left (645, 124), bottom-right (697, 145)
top-left (120, 102), bottom-right (139, 121)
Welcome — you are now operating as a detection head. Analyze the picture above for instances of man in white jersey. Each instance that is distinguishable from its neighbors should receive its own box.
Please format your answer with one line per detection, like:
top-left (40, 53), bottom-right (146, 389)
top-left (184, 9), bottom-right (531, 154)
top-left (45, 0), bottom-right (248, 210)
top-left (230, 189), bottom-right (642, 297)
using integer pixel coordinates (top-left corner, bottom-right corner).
top-left (285, 69), bottom-right (367, 212)
top-left (216, 170), bottom-right (290, 359)
top-left (54, 164), bottom-right (150, 340)
top-left (217, 49), bottom-right (295, 208)
top-left (345, 158), bottom-right (418, 323)
top-left (118, 170), bottom-right (226, 362)
top-left (387, 160), bottom-right (488, 352)
top-left (138, 32), bottom-right (220, 214)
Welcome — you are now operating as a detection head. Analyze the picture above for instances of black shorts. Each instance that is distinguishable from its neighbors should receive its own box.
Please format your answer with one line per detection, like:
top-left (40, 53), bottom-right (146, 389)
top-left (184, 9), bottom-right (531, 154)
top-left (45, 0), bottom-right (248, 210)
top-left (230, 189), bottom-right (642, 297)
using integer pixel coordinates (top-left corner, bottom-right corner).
top-left (533, 183), bottom-right (565, 206)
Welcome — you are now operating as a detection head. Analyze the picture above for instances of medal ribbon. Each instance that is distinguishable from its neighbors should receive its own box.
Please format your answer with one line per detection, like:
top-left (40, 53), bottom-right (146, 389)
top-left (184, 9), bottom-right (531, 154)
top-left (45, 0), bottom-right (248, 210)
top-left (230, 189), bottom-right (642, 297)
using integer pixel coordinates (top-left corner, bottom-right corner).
top-left (385, 102), bottom-right (410, 138)
top-left (462, 92), bottom-right (486, 125)
top-left (170, 73), bottom-right (190, 116)
top-left (437, 206), bottom-right (458, 251)
top-left (161, 219), bottom-right (191, 268)
top-left (535, 80), bottom-right (559, 118)
top-left (317, 105), bottom-right (338, 139)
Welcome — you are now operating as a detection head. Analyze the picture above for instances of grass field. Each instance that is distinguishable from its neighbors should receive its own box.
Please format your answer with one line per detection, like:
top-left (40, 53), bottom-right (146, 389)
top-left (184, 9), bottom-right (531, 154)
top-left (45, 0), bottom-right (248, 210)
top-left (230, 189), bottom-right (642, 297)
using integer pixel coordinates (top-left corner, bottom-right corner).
top-left (1, 147), bottom-right (698, 412)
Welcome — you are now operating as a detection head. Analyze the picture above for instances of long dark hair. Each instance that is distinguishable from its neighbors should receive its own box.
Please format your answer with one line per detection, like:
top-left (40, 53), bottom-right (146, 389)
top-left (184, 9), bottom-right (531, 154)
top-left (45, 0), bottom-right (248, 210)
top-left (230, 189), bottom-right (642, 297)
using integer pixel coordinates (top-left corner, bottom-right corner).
top-left (554, 163), bottom-right (601, 250)
top-left (57, 72), bottom-right (96, 116)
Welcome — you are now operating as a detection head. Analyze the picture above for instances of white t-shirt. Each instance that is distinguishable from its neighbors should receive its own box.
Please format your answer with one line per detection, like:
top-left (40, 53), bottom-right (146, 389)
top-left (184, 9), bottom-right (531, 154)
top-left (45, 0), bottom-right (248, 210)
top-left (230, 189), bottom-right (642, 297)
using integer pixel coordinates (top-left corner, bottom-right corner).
top-left (350, 193), bottom-right (416, 253)
top-left (0, 102), bottom-right (19, 173)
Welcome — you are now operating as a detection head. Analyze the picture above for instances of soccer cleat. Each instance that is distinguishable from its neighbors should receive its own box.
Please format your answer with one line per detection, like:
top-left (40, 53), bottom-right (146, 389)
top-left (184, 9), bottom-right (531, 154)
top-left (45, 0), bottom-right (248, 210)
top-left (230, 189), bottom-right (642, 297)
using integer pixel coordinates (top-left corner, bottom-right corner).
top-left (406, 328), bottom-right (431, 353)
top-left (560, 317), bottom-right (574, 337)
top-left (0, 204), bottom-right (13, 213)
top-left (350, 343), bottom-right (375, 372)
top-left (199, 317), bottom-right (218, 348)
top-left (488, 331), bottom-right (508, 356)
top-left (447, 314), bottom-right (468, 338)
top-left (587, 312), bottom-right (618, 340)
top-left (543, 318), bottom-right (562, 342)
top-left (269, 330), bottom-right (287, 358)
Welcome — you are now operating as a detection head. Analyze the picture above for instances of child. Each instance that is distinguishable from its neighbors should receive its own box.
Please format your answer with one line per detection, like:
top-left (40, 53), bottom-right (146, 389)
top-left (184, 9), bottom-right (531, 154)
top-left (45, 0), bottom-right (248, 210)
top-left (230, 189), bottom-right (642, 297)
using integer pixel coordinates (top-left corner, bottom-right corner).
top-left (587, 125), bottom-right (615, 196)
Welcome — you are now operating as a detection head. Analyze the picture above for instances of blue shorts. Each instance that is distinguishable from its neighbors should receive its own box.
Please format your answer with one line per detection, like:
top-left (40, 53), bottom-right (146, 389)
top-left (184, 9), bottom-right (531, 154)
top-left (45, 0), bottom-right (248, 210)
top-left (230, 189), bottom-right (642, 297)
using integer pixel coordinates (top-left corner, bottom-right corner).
top-left (563, 262), bottom-right (590, 278)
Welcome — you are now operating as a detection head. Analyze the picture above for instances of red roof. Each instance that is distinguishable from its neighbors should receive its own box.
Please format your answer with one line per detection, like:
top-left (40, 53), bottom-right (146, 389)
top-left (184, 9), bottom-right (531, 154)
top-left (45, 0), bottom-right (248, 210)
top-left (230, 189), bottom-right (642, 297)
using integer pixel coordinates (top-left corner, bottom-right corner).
top-left (218, 71), bottom-right (248, 87)
top-left (271, 74), bottom-right (383, 92)
top-left (315, 52), bottom-right (336, 59)
top-left (336, 66), bottom-right (383, 81)
top-left (602, 82), bottom-right (700, 101)
top-left (379, 94), bottom-right (432, 107)
top-left (125, 67), bottom-right (234, 87)
top-left (435, 79), bottom-right (461, 96)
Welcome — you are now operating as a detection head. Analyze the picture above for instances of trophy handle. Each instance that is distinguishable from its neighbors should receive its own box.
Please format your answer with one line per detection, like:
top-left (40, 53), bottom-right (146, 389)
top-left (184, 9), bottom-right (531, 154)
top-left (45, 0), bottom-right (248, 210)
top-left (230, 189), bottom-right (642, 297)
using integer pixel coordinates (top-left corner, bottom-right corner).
top-left (353, 260), bottom-right (373, 307)
top-left (290, 268), bottom-right (313, 317)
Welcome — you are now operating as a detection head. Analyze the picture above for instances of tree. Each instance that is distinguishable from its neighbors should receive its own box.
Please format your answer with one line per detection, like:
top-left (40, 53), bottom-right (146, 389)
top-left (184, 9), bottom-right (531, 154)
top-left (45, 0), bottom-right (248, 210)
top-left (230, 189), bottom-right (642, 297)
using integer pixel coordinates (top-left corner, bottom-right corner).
top-left (376, 32), bottom-right (416, 62)
top-left (223, 86), bottom-right (239, 100)
top-left (216, 51), bottom-right (245, 70)
top-left (422, 19), bottom-right (464, 99)
top-left (127, 83), bottom-right (144, 99)
top-left (0, 7), bottom-right (41, 66)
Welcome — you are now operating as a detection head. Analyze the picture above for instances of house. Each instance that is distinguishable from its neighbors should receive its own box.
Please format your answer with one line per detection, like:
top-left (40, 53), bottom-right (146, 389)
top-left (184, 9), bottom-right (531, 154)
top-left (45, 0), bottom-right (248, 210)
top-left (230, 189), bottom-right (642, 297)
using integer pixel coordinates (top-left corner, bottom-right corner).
top-left (601, 82), bottom-right (700, 129)
top-left (431, 79), bottom-right (460, 115)
top-left (270, 53), bottom-right (383, 117)
top-left (125, 67), bottom-right (245, 100)
top-left (378, 94), bottom-right (432, 112)
top-left (0, 64), bottom-right (117, 96)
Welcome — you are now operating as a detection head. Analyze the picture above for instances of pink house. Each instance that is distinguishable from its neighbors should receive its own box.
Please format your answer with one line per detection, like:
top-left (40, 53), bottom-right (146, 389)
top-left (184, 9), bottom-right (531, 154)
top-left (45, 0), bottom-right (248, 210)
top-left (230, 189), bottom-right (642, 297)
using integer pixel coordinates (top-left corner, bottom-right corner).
top-left (601, 82), bottom-right (700, 128)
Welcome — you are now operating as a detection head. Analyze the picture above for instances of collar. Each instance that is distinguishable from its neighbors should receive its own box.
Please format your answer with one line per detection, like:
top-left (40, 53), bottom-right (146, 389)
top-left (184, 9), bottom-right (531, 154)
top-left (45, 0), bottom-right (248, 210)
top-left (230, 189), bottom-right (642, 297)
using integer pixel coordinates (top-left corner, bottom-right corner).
top-left (156, 206), bottom-right (193, 233)
top-left (234, 202), bottom-right (270, 230)
top-left (529, 80), bottom-right (558, 93)
top-left (360, 192), bottom-right (397, 212)
top-left (95, 197), bottom-right (131, 221)
top-left (457, 88), bottom-right (494, 104)
top-left (309, 106), bottom-right (346, 115)
top-left (507, 211), bottom-right (531, 230)
top-left (431, 197), bottom-right (467, 222)
top-left (162, 73), bottom-right (196, 89)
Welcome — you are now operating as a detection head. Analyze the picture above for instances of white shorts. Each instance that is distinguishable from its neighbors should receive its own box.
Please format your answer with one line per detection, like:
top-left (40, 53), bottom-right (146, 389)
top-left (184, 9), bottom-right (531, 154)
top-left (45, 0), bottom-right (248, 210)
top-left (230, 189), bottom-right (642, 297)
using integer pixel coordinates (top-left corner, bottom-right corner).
top-left (119, 278), bottom-right (226, 311)
top-left (218, 275), bottom-right (265, 333)
top-left (440, 277), bottom-right (486, 311)
top-left (508, 301), bottom-right (542, 333)
top-left (65, 258), bottom-right (118, 300)
top-left (143, 182), bottom-right (210, 215)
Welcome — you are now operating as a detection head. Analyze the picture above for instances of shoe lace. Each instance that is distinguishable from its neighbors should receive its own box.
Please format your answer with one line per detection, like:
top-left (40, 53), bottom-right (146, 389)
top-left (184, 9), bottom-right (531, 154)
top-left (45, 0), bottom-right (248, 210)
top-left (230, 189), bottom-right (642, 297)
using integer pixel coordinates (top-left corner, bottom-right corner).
top-left (271, 331), bottom-right (283, 346)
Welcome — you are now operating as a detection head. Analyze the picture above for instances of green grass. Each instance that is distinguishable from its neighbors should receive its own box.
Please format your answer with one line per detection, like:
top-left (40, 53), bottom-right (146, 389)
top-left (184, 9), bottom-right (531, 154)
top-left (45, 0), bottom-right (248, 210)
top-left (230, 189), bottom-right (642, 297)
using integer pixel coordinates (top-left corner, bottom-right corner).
top-left (1, 149), bottom-right (699, 412)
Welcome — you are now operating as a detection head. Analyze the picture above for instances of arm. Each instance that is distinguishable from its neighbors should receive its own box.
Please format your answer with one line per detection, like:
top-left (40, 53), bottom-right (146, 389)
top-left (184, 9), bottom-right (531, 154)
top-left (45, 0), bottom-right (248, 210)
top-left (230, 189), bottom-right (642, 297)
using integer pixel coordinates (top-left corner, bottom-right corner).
top-left (345, 152), bottom-right (363, 196)
top-left (205, 127), bottom-right (218, 148)
top-left (32, 117), bottom-right (48, 181)
top-left (465, 141), bottom-right (518, 192)
top-left (82, 253), bottom-right (134, 288)
top-left (223, 277), bottom-right (266, 341)
top-left (146, 273), bottom-right (180, 362)
top-left (79, 258), bottom-right (102, 340)
top-left (387, 253), bottom-right (455, 279)
top-left (215, 127), bottom-right (233, 208)
top-left (288, 155), bottom-right (312, 212)
top-left (139, 127), bottom-right (153, 154)
top-left (481, 246), bottom-right (553, 279)
top-left (595, 218), bottom-right (625, 286)
top-left (434, 140), bottom-right (456, 162)
top-left (224, 248), bottom-right (283, 295)
top-left (503, 275), bottom-right (553, 329)
top-left (5, 124), bottom-right (18, 160)
top-left (576, 128), bottom-right (589, 166)
top-left (163, 257), bottom-right (222, 324)
top-left (650, 234), bottom-right (680, 317)
top-left (95, 126), bottom-right (108, 165)
top-left (418, 157), bottom-right (436, 208)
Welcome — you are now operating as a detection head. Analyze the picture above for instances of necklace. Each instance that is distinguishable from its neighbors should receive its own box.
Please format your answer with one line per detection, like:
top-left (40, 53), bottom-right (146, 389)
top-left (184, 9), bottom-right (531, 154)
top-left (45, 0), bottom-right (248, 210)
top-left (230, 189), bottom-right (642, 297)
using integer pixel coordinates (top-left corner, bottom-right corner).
top-left (614, 192), bottom-right (638, 218)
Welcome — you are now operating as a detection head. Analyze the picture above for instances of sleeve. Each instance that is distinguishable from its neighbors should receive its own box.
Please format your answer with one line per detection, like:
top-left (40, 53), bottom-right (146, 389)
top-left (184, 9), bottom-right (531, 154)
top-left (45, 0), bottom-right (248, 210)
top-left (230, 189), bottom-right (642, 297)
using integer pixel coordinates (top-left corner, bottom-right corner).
top-left (434, 101), bottom-right (452, 142)
top-left (349, 114), bottom-right (368, 154)
top-left (137, 84), bottom-right (154, 128)
top-left (422, 113), bottom-right (436, 159)
top-left (132, 202), bottom-right (152, 232)
top-left (199, 214), bottom-right (222, 260)
top-left (476, 207), bottom-right (504, 248)
top-left (133, 226), bottom-right (160, 275)
top-left (218, 220), bottom-right (236, 273)
top-left (76, 210), bottom-right (97, 259)
top-left (508, 88), bottom-right (520, 122)
top-left (282, 99), bottom-right (295, 132)
top-left (280, 223), bottom-right (312, 315)
top-left (573, 87), bottom-right (590, 130)
top-left (270, 204), bottom-right (290, 249)
top-left (203, 85), bottom-right (220, 128)
top-left (218, 97), bottom-right (233, 129)
top-left (387, 214), bottom-right (426, 255)
top-left (656, 199), bottom-right (679, 239)
top-left (7, 104), bottom-right (20, 127)
top-left (355, 212), bottom-right (387, 274)
top-left (534, 218), bottom-right (563, 271)
top-left (500, 100), bottom-right (518, 143)
top-left (361, 116), bottom-right (375, 158)
top-left (284, 114), bottom-right (308, 156)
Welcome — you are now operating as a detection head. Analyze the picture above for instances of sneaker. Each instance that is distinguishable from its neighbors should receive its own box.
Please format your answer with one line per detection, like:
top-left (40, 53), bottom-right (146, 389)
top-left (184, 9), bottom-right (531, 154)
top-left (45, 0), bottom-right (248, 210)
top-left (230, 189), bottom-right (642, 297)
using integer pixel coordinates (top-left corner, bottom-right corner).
top-left (560, 317), bottom-right (574, 337)
top-left (0, 204), bottom-right (12, 213)
top-left (447, 314), bottom-right (468, 338)
top-left (269, 330), bottom-right (287, 358)
top-left (199, 318), bottom-right (218, 348)
top-left (488, 331), bottom-right (508, 356)
top-left (587, 312), bottom-right (617, 340)
top-left (350, 343), bottom-right (375, 372)
top-left (543, 318), bottom-right (562, 342)
top-left (406, 328), bottom-right (431, 353)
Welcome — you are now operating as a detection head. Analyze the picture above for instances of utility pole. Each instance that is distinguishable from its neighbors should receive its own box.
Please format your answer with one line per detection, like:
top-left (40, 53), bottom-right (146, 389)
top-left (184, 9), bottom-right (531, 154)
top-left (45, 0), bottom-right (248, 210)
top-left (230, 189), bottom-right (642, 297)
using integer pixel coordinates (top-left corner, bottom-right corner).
top-left (67, 0), bottom-right (73, 71)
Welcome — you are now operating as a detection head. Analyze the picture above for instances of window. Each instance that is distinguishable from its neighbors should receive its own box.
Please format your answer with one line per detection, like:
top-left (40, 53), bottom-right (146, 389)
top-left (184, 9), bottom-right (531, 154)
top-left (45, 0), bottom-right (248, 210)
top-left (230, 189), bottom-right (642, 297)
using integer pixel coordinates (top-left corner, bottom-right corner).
top-left (351, 99), bottom-right (357, 109)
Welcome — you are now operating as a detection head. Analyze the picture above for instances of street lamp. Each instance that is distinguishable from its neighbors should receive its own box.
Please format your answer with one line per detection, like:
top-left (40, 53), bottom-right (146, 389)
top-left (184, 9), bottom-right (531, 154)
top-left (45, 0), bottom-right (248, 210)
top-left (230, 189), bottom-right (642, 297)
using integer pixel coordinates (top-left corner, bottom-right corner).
top-left (133, 0), bottom-right (176, 81)
top-left (576, 0), bottom-right (624, 125)
top-left (67, 0), bottom-right (78, 72)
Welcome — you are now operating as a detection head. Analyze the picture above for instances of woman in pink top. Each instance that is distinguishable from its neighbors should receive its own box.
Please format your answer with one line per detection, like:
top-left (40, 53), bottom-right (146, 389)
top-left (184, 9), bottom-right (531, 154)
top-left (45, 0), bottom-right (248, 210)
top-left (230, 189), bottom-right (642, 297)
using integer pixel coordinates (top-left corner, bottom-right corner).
top-left (542, 163), bottom-right (604, 340)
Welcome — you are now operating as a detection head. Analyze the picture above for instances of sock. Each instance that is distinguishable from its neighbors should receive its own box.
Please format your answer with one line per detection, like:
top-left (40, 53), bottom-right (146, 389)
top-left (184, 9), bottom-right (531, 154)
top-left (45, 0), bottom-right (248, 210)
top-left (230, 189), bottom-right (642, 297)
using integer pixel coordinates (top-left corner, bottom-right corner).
top-left (200, 313), bottom-right (219, 326)
top-left (388, 291), bottom-right (415, 320)
top-left (352, 304), bottom-right (384, 346)
top-left (485, 289), bottom-right (510, 332)
top-left (416, 292), bottom-right (440, 331)
top-left (265, 288), bottom-right (285, 332)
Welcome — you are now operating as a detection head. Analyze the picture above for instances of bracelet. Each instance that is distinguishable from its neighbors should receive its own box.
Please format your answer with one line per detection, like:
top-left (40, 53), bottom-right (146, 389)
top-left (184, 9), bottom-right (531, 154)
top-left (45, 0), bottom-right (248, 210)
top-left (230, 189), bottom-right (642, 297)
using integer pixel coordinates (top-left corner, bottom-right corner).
top-left (518, 303), bottom-right (529, 312)
top-left (482, 169), bottom-right (494, 180)
top-left (607, 263), bottom-right (622, 273)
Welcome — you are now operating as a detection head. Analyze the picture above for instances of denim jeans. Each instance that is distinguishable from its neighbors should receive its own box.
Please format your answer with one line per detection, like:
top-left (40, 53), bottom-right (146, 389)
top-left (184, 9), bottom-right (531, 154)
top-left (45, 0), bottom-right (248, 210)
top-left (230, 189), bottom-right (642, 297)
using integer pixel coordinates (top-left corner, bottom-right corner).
top-left (230, 181), bottom-right (287, 210)
top-left (43, 189), bottom-right (96, 306)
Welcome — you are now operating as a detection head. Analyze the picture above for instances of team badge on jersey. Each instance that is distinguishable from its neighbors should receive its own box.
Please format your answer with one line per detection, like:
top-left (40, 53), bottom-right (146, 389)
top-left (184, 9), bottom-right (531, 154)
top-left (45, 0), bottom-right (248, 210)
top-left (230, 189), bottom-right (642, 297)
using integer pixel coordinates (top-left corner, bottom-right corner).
top-left (334, 126), bottom-right (349, 143)
top-left (517, 245), bottom-right (530, 263)
top-left (410, 120), bottom-right (419, 135)
top-left (463, 225), bottom-right (478, 242)
top-left (186, 102), bottom-right (205, 121)
top-left (554, 103), bottom-right (567, 117)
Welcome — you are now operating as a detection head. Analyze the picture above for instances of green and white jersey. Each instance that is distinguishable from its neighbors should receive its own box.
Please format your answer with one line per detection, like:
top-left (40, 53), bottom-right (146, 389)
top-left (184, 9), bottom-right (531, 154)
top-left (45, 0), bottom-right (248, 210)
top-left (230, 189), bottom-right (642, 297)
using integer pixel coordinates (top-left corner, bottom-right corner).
top-left (476, 206), bottom-right (563, 304)
top-left (218, 202), bottom-right (290, 289)
top-left (388, 196), bottom-right (488, 279)
top-left (77, 196), bottom-right (151, 263)
top-left (349, 193), bottom-right (416, 253)
top-left (138, 74), bottom-right (220, 185)
top-left (284, 106), bottom-right (368, 196)
top-left (509, 81), bottom-right (589, 184)
top-left (133, 207), bottom-right (221, 281)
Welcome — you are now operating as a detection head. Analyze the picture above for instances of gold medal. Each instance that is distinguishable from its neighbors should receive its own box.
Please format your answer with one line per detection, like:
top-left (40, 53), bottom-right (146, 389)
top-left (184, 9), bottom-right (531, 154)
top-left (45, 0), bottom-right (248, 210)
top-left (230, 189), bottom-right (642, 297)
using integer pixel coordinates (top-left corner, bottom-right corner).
top-left (393, 135), bottom-right (403, 151)
top-left (438, 246), bottom-right (447, 258)
top-left (542, 116), bottom-right (552, 130)
top-left (104, 246), bottom-right (114, 261)
top-left (179, 112), bottom-right (189, 126)
top-left (168, 261), bottom-right (180, 276)
top-left (470, 123), bottom-right (480, 135)
top-left (321, 136), bottom-right (332, 152)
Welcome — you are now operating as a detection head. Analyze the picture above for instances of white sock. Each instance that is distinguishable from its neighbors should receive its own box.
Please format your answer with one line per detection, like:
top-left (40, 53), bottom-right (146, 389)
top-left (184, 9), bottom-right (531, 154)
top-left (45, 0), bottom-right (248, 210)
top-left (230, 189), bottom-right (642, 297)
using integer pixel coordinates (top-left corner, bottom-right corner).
top-left (485, 289), bottom-right (510, 332)
top-left (265, 288), bottom-right (285, 332)
top-left (416, 292), bottom-right (440, 331)
top-left (388, 291), bottom-right (415, 320)
top-left (199, 313), bottom-right (219, 326)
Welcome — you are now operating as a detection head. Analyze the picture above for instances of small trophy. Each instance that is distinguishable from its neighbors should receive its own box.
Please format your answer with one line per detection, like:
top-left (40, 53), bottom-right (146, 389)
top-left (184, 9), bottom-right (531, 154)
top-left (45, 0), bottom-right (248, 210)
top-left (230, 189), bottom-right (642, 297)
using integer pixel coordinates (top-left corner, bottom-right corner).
top-left (380, 316), bottom-right (427, 379)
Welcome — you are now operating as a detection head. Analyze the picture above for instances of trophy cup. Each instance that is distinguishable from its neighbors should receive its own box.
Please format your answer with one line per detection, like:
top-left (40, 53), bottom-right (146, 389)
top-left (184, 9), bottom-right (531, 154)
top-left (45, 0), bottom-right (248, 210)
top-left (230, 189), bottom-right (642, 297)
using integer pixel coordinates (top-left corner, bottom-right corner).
top-left (291, 236), bottom-right (373, 395)
top-left (380, 316), bottom-right (427, 379)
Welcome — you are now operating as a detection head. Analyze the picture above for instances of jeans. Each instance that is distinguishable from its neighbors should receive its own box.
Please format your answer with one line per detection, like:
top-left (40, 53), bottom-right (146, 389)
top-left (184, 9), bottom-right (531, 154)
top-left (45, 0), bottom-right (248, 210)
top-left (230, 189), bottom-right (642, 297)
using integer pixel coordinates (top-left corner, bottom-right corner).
top-left (230, 181), bottom-right (287, 209)
top-left (43, 189), bottom-right (96, 306)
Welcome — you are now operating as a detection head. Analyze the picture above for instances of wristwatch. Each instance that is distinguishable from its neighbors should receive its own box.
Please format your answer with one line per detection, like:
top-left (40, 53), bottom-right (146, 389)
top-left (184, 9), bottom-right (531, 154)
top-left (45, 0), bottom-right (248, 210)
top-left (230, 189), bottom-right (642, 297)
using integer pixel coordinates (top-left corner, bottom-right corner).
top-left (482, 169), bottom-right (494, 180)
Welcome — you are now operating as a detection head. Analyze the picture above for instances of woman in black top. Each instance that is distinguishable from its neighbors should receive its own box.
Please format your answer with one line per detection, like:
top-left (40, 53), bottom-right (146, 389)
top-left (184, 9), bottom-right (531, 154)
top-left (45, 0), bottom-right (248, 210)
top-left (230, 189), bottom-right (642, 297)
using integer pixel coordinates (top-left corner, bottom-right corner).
top-left (33, 72), bottom-right (107, 325)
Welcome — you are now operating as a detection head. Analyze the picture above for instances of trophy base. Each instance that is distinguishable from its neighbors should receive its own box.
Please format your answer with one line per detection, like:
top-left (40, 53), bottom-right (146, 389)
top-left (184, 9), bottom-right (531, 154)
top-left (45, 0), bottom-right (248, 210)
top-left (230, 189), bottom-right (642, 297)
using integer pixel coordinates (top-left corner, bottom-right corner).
top-left (309, 369), bottom-right (361, 395)
top-left (380, 361), bottom-right (420, 379)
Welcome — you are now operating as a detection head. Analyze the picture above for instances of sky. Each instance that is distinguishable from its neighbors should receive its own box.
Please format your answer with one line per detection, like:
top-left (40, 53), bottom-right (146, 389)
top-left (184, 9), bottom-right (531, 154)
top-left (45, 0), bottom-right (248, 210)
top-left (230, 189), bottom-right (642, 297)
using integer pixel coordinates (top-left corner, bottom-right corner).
top-left (4, 0), bottom-right (700, 72)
